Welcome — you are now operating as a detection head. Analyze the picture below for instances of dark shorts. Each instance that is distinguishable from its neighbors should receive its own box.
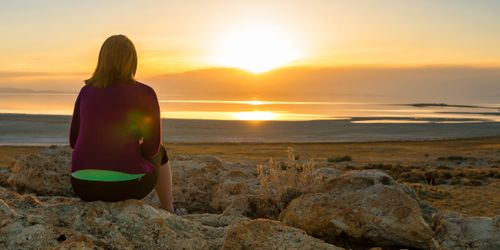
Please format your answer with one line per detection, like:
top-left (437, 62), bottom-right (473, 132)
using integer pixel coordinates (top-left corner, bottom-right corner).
top-left (71, 144), bottom-right (168, 202)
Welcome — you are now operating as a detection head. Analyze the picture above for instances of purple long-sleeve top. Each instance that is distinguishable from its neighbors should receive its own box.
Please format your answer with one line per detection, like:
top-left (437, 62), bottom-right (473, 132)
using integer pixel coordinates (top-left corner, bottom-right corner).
top-left (69, 81), bottom-right (161, 174)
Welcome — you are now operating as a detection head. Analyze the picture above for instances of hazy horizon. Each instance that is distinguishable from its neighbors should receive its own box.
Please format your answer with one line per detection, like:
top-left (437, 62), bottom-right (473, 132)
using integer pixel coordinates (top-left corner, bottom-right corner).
top-left (1, 65), bottom-right (500, 122)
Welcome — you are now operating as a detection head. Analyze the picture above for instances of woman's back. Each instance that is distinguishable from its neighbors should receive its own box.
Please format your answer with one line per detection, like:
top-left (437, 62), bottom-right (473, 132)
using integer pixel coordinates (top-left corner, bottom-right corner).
top-left (70, 81), bottom-right (161, 174)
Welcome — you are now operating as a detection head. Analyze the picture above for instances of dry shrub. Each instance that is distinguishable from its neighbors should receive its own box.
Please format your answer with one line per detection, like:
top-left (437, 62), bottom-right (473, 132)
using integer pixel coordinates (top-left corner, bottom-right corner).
top-left (256, 146), bottom-right (315, 210)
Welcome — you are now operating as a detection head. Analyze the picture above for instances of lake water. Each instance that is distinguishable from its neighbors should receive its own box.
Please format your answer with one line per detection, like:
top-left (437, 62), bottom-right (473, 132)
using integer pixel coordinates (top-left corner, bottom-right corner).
top-left (1, 92), bottom-right (499, 123)
top-left (1, 92), bottom-right (499, 144)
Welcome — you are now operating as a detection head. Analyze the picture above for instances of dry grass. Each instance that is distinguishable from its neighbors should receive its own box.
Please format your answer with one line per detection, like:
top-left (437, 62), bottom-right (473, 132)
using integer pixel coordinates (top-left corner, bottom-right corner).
top-left (408, 181), bottom-right (500, 217)
top-left (0, 146), bottom-right (44, 168)
top-left (256, 147), bottom-right (315, 210)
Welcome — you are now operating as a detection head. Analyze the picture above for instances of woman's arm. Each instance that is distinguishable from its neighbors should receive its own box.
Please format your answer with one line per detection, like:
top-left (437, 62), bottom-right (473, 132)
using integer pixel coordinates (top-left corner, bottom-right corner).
top-left (140, 87), bottom-right (162, 159)
top-left (69, 91), bottom-right (82, 149)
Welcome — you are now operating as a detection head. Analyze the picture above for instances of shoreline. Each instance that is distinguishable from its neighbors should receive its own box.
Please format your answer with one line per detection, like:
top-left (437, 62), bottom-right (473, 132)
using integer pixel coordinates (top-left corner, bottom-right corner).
top-left (1, 135), bottom-right (500, 147)
top-left (2, 113), bottom-right (500, 144)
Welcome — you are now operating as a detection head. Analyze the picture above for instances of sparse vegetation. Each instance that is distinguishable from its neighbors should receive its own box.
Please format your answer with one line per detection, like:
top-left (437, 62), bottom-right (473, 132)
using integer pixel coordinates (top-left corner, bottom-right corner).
top-left (336, 162), bottom-right (500, 187)
top-left (256, 147), bottom-right (315, 211)
top-left (436, 156), bottom-right (477, 162)
top-left (327, 155), bottom-right (352, 163)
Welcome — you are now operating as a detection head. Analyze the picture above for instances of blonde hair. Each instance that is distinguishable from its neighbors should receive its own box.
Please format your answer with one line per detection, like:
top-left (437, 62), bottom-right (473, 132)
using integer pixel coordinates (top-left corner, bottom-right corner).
top-left (85, 35), bottom-right (137, 88)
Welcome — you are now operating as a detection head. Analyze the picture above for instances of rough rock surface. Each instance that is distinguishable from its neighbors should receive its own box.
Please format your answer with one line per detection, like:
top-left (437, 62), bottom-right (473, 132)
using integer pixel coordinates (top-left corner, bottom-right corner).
top-left (0, 187), bottom-right (226, 249)
top-left (279, 170), bottom-right (436, 249)
top-left (432, 212), bottom-right (500, 250)
top-left (222, 218), bottom-right (344, 250)
top-left (319, 169), bottom-right (437, 222)
top-left (7, 146), bottom-right (73, 196)
top-left (144, 156), bottom-right (260, 214)
top-left (0, 186), bottom-right (345, 249)
top-left (2, 146), bottom-right (499, 249)
top-left (211, 168), bottom-right (259, 212)
top-left (163, 154), bottom-right (227, 213)
top-left (310, 167), bottom-right (343, 184)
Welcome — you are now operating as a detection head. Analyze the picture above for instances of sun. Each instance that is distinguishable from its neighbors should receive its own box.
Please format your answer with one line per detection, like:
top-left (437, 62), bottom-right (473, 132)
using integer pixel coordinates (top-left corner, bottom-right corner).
top-left (212, 24), bottom-right (303, 73)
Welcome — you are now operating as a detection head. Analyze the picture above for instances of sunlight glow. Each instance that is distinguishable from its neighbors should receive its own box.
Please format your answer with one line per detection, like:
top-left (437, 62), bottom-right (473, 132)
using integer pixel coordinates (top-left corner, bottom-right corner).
top-left (212, 24), bottom-right (303, 73)
top-left (247, 100), bottom-right (264, 105)
top-left (234, 111), bottom-right (276, 121)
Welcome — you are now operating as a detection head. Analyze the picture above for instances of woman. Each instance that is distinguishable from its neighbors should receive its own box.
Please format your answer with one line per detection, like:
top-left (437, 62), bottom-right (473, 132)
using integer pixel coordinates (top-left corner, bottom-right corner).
top-left (69, 35), bottom-right (183, 215)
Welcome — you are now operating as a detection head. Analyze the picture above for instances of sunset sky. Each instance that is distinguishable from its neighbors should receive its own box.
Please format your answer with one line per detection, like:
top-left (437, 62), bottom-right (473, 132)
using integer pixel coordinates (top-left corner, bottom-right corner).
top-left (2, 0), bottom-right (500, 78)
top-left (1, 1), bottom-right (500, 121)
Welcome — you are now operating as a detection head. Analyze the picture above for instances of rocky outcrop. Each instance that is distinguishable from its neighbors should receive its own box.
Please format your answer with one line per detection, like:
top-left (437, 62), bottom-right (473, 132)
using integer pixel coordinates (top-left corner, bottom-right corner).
top-left (7, 146), bottom-right (73, 196)
top-left (222, 218), bottom-right (344, 250)
top-left (211, 169), bottom-right (259, 212)
top-left (318, 169), bottom-right (398, 191)
top-left (2, 146), bottom-right (499, 249)
top-left (279, 170), bottom-right (436, 249)
top-left (311, 167), bottom-right (343, 183)
top-left (432, 212), bottom-right (500, 250)
top-left (0, 186), bottom-right (345, 249)
top-left (0, 186), bottom-right (226, 249)
top-left (145, 156), bottom-right (260, 214)
top-left (166, 155), bottom-right (227, 213)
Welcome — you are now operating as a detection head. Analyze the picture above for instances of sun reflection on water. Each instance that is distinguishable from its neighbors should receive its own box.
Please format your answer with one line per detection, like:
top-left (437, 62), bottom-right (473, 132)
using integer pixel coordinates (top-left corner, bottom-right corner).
top-left (233, 111), bottom-right (276, 121)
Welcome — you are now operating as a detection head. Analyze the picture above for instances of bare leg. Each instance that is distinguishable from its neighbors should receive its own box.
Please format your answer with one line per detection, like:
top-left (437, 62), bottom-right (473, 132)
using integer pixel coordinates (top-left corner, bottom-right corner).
top-left (155, 162), bottom-right (174, 212)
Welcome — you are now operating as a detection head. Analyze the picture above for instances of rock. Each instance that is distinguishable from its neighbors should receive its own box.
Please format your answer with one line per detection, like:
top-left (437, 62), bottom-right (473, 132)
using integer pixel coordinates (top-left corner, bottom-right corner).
top-left (143, 155), bottom-right (227, 213)
top-left (432, 212), bottom-right (500, 250)
top-left (312, 167), bottom-right (342, 182)
top-left (211, 193), bottom-right (283, 221)
top-left (279, 170), bottom-right (436, 249)
top-left (211, 168), bottom-right (259, 213)
top-left (321, 169), bottom-right (439, 223)
top-left (0, 168), bottom-right (11, 187)
top-left (168, 155), bottom-right (227, 213)
top-left (4, 148), bottom-right (500, 250)
top-left (4, 146), bottom-right (266, 217)
top-left (7, 146), bottom-right (73, 196)
top-left (182, 212), bottom-right (250, 228)
top-left (307, 167), bottom-right (343, 192)
top-left (222, 218), bottom-right (344, 250)
top-left (0, 187), bottom-right (225, 250)
top-left (319, 169), bottom-right (398, 191)
top-left (5, 147), bottom-right (228, 214)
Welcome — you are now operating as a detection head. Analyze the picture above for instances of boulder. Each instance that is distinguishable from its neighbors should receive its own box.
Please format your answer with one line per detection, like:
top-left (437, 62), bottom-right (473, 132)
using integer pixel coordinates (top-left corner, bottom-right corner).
top-left (145, 154), bottom-right (227, 213)
top-left (7, 146), bottom-right (73, 196)
top-left (6, 147), bottom-right (228, 214)
top-left (319, 169), bottom-right (438, 222)
top-left (432, 212), bottom-right (500, 250)
top-left (211, 169), bottom-right (259, 212)
top-left (311, 167), bottom-right (342, 182)
top-left (170, 155), bottom-right (227, 213)
top-left (318, 169), bottom-right (398, 191)
top-left (307, 167), bottom-right (343, 192)
top-left (182, 212), bottom-right (250, 228)
top-left (222, 218), bottom-right (344, 250)
top-left (211, 162), bottom-right (288, 219)
top-left (0, 187), bottom-right (225, 250)
top-left (279, 170), bottom-right (436, 249)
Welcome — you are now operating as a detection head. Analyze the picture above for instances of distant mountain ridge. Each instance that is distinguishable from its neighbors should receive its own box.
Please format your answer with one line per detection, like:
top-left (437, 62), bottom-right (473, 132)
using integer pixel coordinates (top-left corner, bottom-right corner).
top-left (146, 66), bottom-right (500, 103)
top-left (2, 66), bottom-right (500, 103)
